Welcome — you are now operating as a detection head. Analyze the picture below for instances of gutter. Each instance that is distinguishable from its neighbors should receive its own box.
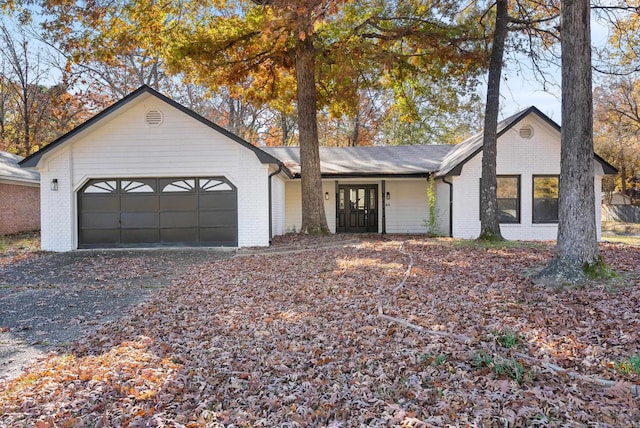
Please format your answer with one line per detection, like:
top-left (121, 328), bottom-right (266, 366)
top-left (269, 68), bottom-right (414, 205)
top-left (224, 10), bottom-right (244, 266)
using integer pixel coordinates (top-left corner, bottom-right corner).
top-left (442, 176), bottom-right (453, 238)
top-left (268, 164), bottom-right (283, 243)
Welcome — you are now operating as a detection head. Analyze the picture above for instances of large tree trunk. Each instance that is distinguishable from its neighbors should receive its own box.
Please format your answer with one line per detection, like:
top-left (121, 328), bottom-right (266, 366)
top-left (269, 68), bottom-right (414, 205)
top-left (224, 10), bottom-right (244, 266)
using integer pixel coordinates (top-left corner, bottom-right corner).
top-left (478, 0), bottom-right (508, 241)
top-left (295, 36), bottom-right (330, 235)
top-left (538, 0), bottom-right (600, 282)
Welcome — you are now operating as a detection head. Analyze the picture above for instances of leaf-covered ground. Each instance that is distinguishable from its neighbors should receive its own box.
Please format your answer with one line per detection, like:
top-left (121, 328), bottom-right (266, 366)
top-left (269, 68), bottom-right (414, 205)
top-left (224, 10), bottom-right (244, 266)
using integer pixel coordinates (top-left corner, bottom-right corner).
top-left (1, 237), bottom-right (640, 427)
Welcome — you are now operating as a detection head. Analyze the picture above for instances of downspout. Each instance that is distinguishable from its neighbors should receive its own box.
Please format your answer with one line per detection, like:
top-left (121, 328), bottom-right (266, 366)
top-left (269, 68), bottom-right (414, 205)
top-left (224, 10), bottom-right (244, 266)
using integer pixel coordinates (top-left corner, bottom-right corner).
top-left (442, 176), bottom-right (453, 238)
top-left (381, 180), bottom-right (386, 235)
top-left (268, 164), bottom-right (283, 244)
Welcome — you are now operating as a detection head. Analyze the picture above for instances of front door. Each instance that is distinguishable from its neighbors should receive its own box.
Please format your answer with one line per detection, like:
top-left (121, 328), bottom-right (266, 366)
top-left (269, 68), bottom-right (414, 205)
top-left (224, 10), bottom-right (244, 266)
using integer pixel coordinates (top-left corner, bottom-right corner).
top-left (337, 185), bottom-right (378, 233)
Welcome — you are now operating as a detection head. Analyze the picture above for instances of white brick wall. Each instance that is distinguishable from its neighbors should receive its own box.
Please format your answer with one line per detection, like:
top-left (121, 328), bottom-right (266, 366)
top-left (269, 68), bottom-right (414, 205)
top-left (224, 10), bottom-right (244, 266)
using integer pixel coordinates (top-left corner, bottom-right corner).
top-left (37, 92), bottom-right (272, 251)
top-left (384, 179), bottom-right (429, 234)
top-left (39, 150), bottom-right (74, 251)
top-left (284, 180), bottom-right (338, 233)
top-left (271, 173), bottom-right (286, 237)
top-left (450, 115), bottom-right (606, 241)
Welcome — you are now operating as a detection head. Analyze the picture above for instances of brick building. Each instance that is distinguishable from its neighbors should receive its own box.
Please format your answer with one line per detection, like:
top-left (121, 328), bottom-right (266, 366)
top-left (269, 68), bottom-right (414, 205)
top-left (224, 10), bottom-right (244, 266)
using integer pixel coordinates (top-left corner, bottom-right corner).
top-left (1, 151), bottom-right (40, 235)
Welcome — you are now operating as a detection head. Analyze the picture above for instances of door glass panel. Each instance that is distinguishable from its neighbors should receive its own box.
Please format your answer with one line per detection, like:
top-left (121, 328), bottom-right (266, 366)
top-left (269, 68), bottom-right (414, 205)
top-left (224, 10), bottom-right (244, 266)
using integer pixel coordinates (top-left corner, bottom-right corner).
top-left (369, 188), bottom-right (376, 209)
top-left (162, 179), bottom-right (195, 192)
top-left (357, 189), bottom-right (365, 210)
top-left (121, 180), bottom-right (154, 193)
top-left (339, 189), bottom-right (345, 210)
top-left (83, 180), bottom-right (117, 193)
top-left (200, 178), bottom-right (232, 191)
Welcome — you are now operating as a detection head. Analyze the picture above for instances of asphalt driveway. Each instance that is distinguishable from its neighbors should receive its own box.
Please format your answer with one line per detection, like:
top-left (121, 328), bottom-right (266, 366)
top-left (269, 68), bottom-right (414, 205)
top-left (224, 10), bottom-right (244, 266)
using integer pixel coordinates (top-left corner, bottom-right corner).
top-left (0, 248), bottom-right (234, 379)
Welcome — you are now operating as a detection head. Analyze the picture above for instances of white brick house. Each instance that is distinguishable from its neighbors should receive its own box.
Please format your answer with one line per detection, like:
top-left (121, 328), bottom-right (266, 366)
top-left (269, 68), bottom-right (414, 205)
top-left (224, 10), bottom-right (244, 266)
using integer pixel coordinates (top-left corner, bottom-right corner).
top-left (19, 86), bottom-right (616, 251)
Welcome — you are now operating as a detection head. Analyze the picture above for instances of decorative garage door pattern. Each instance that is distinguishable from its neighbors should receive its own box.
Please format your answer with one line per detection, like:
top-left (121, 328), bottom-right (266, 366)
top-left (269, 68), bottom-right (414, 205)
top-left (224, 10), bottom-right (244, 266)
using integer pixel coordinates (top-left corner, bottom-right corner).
top-left (78, 177), bottom-right (237, 248)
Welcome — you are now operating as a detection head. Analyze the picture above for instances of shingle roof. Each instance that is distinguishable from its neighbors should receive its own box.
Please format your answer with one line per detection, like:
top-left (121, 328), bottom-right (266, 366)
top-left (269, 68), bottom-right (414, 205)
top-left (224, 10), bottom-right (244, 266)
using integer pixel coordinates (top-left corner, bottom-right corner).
top-left (0, 151), bottom-right (39, 185)
top-left (262, 145), bottom-right (454, 177)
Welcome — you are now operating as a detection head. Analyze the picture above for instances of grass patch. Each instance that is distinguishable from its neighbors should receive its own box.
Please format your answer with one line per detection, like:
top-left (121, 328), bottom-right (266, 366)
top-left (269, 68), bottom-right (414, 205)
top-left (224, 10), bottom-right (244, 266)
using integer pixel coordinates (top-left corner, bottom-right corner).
top-left (454, 239), bottom-right (548, 251)
top-left (0, 231), bottom-right (40, 255)
top-left (615, 353), bottom-right (640, 375)
top-left (421, 353), bottom-right (446, 366)
top-left (492, 328), bottom-right (524, 349)
top-left (472, 351), bottom-right (528, 384)
top-left (601, 221), bottom-right (640, 235)
top-left (601, 234), bottom-right (640, 246)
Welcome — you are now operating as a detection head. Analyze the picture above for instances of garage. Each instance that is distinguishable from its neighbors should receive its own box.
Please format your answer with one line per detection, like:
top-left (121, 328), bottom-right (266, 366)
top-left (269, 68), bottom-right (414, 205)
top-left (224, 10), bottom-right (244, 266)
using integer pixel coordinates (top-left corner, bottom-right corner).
top-left (78, 177), bottom-right (238, 248)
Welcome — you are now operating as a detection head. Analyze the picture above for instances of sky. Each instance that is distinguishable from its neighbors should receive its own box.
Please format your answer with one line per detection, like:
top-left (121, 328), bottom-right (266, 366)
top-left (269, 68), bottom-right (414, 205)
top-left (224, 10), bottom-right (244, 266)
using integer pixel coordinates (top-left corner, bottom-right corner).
top-left (497, 15), bottom-right (613, 124)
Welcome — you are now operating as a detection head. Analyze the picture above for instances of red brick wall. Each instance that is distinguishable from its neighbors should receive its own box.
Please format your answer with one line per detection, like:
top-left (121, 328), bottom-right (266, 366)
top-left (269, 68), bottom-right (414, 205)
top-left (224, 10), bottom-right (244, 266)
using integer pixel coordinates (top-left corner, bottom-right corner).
top-left (0, 183), bottom-right (40, 235)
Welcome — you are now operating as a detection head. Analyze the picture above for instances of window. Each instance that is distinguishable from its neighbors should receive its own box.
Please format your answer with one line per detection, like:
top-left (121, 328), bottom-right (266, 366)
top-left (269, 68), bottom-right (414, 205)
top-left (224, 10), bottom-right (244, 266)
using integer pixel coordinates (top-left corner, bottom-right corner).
top-left (479, 176), bottom-right (520, 223)
top-left (162, 179), bottom-right (195, 192)
top-left (497, 176), bottom-right (520, 223)
top-left (533, 176), bottom-right (559, 223)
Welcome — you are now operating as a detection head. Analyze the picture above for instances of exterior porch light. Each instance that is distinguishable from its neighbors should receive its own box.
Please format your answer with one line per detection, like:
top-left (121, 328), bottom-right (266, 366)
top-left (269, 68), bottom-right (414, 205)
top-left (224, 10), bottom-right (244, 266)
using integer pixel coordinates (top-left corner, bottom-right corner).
top-left (51, 179), bottom-right (58, 191)
top-left (386, 191), bottom-right (391, 200)
top-left (325, 192), bottom-right (329, 200)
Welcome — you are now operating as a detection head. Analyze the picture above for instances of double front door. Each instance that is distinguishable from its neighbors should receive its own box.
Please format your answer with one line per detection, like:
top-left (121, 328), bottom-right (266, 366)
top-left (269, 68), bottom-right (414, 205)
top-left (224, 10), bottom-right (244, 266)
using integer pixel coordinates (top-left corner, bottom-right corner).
top-left (337, 185), bottom-right (378, 233)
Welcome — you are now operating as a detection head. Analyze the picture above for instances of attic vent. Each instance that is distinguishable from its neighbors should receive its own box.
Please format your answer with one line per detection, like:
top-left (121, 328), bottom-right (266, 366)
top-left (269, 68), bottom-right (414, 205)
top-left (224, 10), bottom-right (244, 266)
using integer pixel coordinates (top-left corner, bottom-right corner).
top-left (145, 109), bottom-right (163, 127)
top-left (519, 125), bottom-right (534, 139)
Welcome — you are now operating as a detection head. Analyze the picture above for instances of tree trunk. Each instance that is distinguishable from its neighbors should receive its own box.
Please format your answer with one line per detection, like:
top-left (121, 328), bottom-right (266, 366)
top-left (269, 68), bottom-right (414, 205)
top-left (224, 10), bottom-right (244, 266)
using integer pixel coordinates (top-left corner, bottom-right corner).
top-left (478, 0), bottom-right (508, 241)
top-left (620, 165), bottom-right (627, 202)
top-left (295, 36), bottom-right (330, 235)
top-left (538, 0), bottom-right (600, 282)
top-left (351, 106), bottom-right (360, 147)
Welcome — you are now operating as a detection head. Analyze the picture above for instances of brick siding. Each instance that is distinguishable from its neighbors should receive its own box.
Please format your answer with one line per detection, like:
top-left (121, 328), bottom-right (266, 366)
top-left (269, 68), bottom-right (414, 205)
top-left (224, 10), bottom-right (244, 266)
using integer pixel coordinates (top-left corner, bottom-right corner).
top-left (0, 183), bottom-right (40, 235)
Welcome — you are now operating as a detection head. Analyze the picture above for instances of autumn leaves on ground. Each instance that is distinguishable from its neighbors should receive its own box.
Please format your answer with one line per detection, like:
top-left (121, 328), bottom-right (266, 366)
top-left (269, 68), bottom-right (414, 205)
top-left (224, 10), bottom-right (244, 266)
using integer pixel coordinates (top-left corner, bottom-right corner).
top-left (1, 237), bottom-right (640, 426)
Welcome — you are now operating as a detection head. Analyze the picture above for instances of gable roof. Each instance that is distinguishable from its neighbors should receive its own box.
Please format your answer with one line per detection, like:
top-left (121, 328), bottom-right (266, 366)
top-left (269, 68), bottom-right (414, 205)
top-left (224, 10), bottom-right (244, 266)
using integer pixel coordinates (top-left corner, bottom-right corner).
top-left (262, 145), bottom-right (453, 177)
top-left (0, 151), bottom-right (39, 185)
top-left (437, 106), bottom-right (557, 177)
top-left (19, 85), bottom-right (284, 169)
top-left (436, 106), bottom-right (617, 176)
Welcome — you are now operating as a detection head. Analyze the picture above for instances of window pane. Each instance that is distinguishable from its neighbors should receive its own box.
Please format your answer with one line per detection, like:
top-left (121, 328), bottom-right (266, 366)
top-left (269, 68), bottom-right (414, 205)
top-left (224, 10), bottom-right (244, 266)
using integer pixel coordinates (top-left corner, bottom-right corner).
top-left (533, 176), bottom-right (559, 223)
top-left (498, 176), bottom-right (519, 223)
top-left (497, 177), bottom-right (518, 198)
top-left (479, 176), bottom-right (520, 223)
top-left (84, 180), bottom-right (117, 193)
top-left (498, 198), bottom-right (518, 222)
top-left (533, 177), bottom-right (559, 198)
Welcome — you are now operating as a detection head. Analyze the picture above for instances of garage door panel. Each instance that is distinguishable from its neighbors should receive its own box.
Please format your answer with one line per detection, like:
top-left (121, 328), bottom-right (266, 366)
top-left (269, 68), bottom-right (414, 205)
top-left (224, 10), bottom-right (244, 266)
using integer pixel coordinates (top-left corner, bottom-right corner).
top-left (160, 211), bottom-right (198, 228)
top-left (80, 229), bottom-right (121, 245)
top-left (80, 195), bottom-right (120, 212)
top-left (160, 194), bottom-right (198, 211)
top-left (80, 212), bottom-right (120, 228)
top-left (200, 228), bottom-right (236, 244)
top-left (199, 211), bottom-right (237, 227)
top-left (121, 212), bottom-right (159, 228)
top-left (79, 177), bottom-right (237, 248)
top-left (121, 229), bottom-right (159, 243)
top-left (121, 195), bottom-right (159, 211)
top-left (199, 193), bottom-right (236, 210)
top-left (161, 228), bottom-right (199, 243)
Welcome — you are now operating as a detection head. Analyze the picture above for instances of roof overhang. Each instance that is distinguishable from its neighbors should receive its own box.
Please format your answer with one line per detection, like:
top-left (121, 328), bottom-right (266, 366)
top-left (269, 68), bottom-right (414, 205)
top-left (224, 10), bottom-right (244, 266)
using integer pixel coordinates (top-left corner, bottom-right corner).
top-left (0, 177), bottom-right (39, 187)
top-left (19, 85), bottom-right (286, 171)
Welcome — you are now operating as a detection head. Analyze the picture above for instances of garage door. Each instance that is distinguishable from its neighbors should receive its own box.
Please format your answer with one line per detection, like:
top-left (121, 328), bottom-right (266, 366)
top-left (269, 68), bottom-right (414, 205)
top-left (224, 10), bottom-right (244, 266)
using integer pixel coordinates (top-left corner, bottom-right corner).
top-left (78, 177), bottom-right (237, 248)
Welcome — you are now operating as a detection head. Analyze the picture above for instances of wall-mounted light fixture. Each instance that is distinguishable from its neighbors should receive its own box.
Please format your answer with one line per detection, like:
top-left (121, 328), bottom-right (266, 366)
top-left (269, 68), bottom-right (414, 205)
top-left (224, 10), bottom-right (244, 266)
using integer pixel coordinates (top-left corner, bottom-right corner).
top-left (325, 192), bottom-right (329, 200)
top-left (51, 178), bottom-right (58, 191)
top-left (386, 191), bottom-right (391, 200)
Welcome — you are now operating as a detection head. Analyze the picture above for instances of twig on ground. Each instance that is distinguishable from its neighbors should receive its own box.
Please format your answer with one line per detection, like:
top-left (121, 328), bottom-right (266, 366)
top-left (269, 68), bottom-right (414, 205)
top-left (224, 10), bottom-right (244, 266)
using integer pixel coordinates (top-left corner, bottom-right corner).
top-left (514, 352), bottom-right (640, 397)
top-left (377, 306), bottom-right (472, 343)
top-left (392, 242), bottom-right (414, 293)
